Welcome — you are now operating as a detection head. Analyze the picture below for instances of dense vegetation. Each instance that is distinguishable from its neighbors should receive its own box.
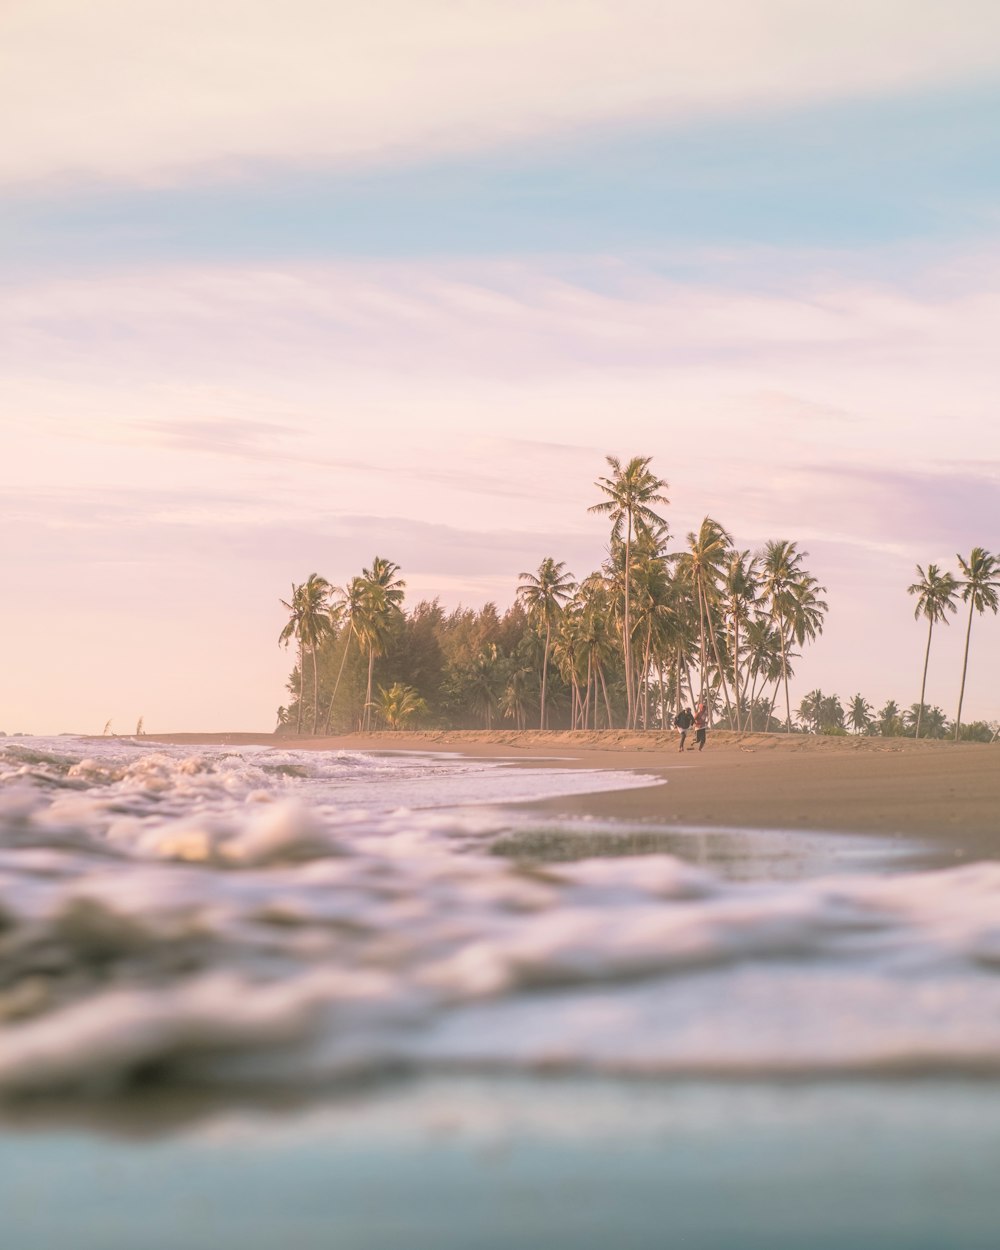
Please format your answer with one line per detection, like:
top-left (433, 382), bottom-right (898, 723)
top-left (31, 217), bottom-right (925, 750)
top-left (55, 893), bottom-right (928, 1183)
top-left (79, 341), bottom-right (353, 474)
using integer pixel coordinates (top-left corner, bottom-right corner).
top-left (277, 457), bottom-right (998, 741)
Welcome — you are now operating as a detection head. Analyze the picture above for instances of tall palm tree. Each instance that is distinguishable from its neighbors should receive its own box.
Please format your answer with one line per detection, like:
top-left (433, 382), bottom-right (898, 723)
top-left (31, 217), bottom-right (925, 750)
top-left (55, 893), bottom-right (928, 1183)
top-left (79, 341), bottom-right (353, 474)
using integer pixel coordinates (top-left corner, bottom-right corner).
top-left (589, 456), bottom-right (668, 728)
top-left (759, 540), bottom-right (826, 732)
top-left (278, 573), bottom-right (334, 733)
top-left (954, 548), bottom-right (999, 740)
top-left (356, 557), bottom-right (406, 731)
top-left (322, 576), bottom-right (366, 733)
top-left (517, 557), bottom-right (576, 729)
top-left (683, 517), bottom-right (734, 718)
top-left (907, 563), bottom-right (959, 738)
top-left (723, 550), bottom-right (759, 732)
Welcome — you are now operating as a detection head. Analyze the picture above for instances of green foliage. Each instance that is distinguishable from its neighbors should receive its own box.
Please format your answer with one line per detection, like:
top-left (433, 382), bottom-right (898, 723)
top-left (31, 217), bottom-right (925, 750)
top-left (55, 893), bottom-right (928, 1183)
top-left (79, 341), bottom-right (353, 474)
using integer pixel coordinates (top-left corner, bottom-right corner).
top-left (277, 464), bottom-right (997, 739)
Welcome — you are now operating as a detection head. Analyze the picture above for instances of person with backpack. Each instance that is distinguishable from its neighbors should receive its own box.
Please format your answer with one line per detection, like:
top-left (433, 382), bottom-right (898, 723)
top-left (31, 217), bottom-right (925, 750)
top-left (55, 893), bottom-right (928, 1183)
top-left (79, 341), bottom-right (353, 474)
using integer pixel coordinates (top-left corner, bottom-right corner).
top-left (674, 706), bottom-right (694, 752)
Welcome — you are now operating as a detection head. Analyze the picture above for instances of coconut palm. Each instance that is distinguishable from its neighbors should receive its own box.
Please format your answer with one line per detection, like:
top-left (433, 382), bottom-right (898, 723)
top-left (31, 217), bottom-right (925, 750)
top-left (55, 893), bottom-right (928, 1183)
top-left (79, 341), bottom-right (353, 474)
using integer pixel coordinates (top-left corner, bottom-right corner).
top-left (467, 645), bottom-right (502, 729)
top-left (356, 557), bottom-right (406, 731)
top-left (589, 456), bottom-right (669, 728)
top-left (575, 573), bottom-right (618, 728)
top-left (322, 576), bottom-right (366, 733)
top-left (759, 541), bottom-right (827, 732)
top-left (517, 558), bottom-right (576, 729)
top-left (847, 693), bottom-right (873, 735)
top-left (278, 573), bottom-right (335, 733)
top-left (954, 548), bottom-right (1000, 740)
top-left (907, 563), bottom-right (959, 739)
top-left (903, 702), bottom-right (948, 739)
top-left (378, 682), bottom-right (427, 730)
top-left (722, 551), bottom-right (759, 732)
top-left (877, 699), bottom-right (903, 737)
top-left (499, 664), bottom-right (533, 730)
top-left (683, 517), bottom-right (735, 719)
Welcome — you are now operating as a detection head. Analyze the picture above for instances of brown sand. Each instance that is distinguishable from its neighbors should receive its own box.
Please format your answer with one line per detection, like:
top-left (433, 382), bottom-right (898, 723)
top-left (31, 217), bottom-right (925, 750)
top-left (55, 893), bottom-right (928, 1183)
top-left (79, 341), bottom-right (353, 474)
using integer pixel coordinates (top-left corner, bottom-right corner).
top-left (145, 729), bottom-right (1000, 860)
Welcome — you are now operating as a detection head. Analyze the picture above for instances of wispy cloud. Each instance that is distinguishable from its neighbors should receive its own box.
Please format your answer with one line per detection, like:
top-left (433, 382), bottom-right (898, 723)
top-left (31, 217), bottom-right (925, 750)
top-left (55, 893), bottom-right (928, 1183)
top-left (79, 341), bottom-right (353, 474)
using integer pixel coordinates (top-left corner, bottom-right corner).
top-left (6, 1), bottom-right (1000, 187)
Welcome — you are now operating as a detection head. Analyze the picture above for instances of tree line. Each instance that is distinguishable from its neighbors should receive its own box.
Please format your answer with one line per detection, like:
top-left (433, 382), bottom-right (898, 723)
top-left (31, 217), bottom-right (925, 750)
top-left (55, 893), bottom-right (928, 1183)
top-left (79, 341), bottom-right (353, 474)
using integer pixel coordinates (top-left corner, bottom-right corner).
top-left (278, 455), bottom-right (832, 734)
top-left (276, 457), bottom-right (997, 739)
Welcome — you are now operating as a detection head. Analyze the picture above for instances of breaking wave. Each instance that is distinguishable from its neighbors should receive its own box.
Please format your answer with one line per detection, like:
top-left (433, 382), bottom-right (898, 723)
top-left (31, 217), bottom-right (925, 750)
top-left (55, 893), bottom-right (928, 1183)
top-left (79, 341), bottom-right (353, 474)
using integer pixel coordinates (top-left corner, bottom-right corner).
top-left (1, 736), bottom-right (999, 1098)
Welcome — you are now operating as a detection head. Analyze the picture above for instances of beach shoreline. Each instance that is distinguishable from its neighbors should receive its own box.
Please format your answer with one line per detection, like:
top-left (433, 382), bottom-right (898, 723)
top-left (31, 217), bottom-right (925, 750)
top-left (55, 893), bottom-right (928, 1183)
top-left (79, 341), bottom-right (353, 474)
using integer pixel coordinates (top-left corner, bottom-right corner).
top-left (135, 729), bottom-right (1000, 860)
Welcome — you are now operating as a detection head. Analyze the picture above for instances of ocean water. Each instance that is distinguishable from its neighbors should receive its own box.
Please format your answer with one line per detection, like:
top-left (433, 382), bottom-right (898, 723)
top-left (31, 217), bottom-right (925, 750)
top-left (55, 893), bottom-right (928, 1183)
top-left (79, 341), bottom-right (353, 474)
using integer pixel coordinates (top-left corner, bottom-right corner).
top-left (2, 735), bottom-right (999, 1247)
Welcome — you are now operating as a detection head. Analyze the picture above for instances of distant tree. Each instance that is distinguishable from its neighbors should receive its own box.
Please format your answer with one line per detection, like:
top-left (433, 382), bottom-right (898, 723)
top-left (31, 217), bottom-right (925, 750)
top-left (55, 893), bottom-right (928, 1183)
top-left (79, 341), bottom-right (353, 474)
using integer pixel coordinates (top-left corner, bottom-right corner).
top-left (798, 689), bottom-right (845, 734)
top-left (847, 693), bottom-right (873, 735)
top-left (877, 699), bottom-right (904, 737)
top-left (954, 548), bottom-right (999, 740)
top-left (589, 456), bottom-right (669, 728)
top-left (517, 557), bottom-right (576, 729)
top-left (279, 574), bottom-right (335, 733)
top-left (903, 703), bottom-right (948, 739)
top-left (759, 540), bottom-right (827, 732)
top-left (356, 558), bottom-right (406, 732)
top-left (907, 563), bottom-right (959, 739)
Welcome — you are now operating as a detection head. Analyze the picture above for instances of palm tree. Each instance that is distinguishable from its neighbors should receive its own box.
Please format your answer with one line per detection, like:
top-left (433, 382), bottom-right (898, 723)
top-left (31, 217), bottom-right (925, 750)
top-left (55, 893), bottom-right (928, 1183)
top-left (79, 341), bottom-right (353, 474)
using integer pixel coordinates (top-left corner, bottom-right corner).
top-left (759, 541), bottom-right (827, 732)
top-left (903, 702), bottom-right (948, 738)
top-left (683, 517), bottom-right (734, 719)
top-left (378, 682), bottom-right (428, 730)
top-left (467, 645), bottom-right (502, 728)
top-left (723, 551), bottom-right (759, 732)
top-left (907, 563), bottom-right (959, 739)
top-left (954, 548), bottom-right (1000, 740)
top-left (877, 699), bottom-right (903, 737)
top-left (278, 574), bottom-right (334, 733)
top-left (322, 576), bottom-right (365, 733)
top-left (797, 688), bottom-right (824, 734)
top-left (589, 456), bottom-right (669, 728)
top-left (847, 693), bottom-right (872, 735)
top-left (356, 557), bottom-right (406, 731)
top-left (517, 557), bottom-right (576, 729)
top-left (499, 664), bottom-right (533, 730)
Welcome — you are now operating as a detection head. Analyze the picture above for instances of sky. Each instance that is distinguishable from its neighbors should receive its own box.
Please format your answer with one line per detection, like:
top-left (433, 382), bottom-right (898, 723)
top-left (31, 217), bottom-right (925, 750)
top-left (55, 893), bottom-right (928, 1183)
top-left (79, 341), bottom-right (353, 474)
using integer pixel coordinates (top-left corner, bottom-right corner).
top-left (2, 0), bottom-right (999, 734)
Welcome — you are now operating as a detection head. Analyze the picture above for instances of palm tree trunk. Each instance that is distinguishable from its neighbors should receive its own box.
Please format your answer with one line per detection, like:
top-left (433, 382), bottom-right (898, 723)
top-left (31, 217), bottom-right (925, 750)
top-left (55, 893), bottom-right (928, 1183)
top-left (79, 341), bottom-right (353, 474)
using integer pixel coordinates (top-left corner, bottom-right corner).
top-left (365, 647), bottom-right (375, 732)
top-left (954, 599), bottom-right (975, 740)
top-left (323, 630), bottom-right (354, 733)
top-left (311, 645), bottom-right (320, 734)
top-left (295, 641), bottom-right (304, 734)
top-left (916, 619), bottom-right (933, 739)
top-left (640, 620), bottom-right (653, 729)
top-left (598, 662), bottom-right (613, 728)
top-left (778, 614), bottom-right (792, 731)
top-left (733, 617), bottom-right (742, 733)
top-left (701, 586), bottom-right (734, 726)
top-left (623, 516), bottom-right (634, 728)
top-left (696, 576), bottom-right (708, 701)
top-left (657, 657), bottom-right (666, 729)
top-left (540, 622), bottom-right (551, 729)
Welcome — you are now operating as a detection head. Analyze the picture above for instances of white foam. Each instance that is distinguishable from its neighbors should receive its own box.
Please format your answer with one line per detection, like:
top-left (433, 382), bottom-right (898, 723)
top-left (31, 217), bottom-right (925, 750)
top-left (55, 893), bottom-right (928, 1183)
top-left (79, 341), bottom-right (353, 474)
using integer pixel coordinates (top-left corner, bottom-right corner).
top-left (2, 735), bottom-right (999, 1095)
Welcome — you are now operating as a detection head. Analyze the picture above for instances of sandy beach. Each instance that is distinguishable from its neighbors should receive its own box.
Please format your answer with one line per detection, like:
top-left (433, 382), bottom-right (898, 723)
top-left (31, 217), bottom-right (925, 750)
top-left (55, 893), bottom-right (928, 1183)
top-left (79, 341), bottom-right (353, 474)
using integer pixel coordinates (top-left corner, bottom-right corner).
top-left (145, 730), bottom-right (1000, 862)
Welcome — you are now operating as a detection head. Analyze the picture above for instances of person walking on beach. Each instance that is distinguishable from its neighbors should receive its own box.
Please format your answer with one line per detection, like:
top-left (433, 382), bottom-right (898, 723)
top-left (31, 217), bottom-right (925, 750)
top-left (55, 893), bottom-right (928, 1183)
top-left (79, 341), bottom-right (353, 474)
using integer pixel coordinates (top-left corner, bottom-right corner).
top-left (674, 706), bottom-right (693, 752)
top-left (693, 701), bottom-right (708, 752)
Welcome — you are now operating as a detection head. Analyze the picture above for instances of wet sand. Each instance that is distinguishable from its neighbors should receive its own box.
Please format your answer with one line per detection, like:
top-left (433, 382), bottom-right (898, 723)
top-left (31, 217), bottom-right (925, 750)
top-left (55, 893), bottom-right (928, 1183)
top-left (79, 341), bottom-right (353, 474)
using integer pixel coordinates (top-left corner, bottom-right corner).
top-left (145, 730), bottom-right (1000, 862)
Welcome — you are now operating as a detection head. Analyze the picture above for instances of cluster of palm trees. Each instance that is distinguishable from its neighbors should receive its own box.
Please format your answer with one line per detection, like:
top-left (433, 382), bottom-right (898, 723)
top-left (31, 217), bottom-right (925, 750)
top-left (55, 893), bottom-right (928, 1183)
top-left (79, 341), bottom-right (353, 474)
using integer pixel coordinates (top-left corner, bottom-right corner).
top-left (515, 456), bottom-right (828, 733)
top-left (279, 557), bottom-right (406, 733)
top-left (794, 691), bottom-right (995, 741)
top-left (279, 455), bottom-right (834, 734)
top-left (908, 549), bottom-right (999, 740)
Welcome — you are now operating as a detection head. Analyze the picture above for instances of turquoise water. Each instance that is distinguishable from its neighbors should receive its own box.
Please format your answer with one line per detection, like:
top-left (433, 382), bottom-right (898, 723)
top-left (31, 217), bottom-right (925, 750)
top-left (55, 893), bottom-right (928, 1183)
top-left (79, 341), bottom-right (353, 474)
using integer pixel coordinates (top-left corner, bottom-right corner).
top-left (4, 1079), bottom-right (1000, 1249)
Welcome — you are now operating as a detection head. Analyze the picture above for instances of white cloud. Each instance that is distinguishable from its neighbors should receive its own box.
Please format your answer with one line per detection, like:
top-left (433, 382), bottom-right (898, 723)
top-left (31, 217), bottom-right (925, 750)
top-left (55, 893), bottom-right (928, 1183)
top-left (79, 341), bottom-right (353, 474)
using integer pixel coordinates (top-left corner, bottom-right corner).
top-left (4, 0), bottom-right (1000, 186)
